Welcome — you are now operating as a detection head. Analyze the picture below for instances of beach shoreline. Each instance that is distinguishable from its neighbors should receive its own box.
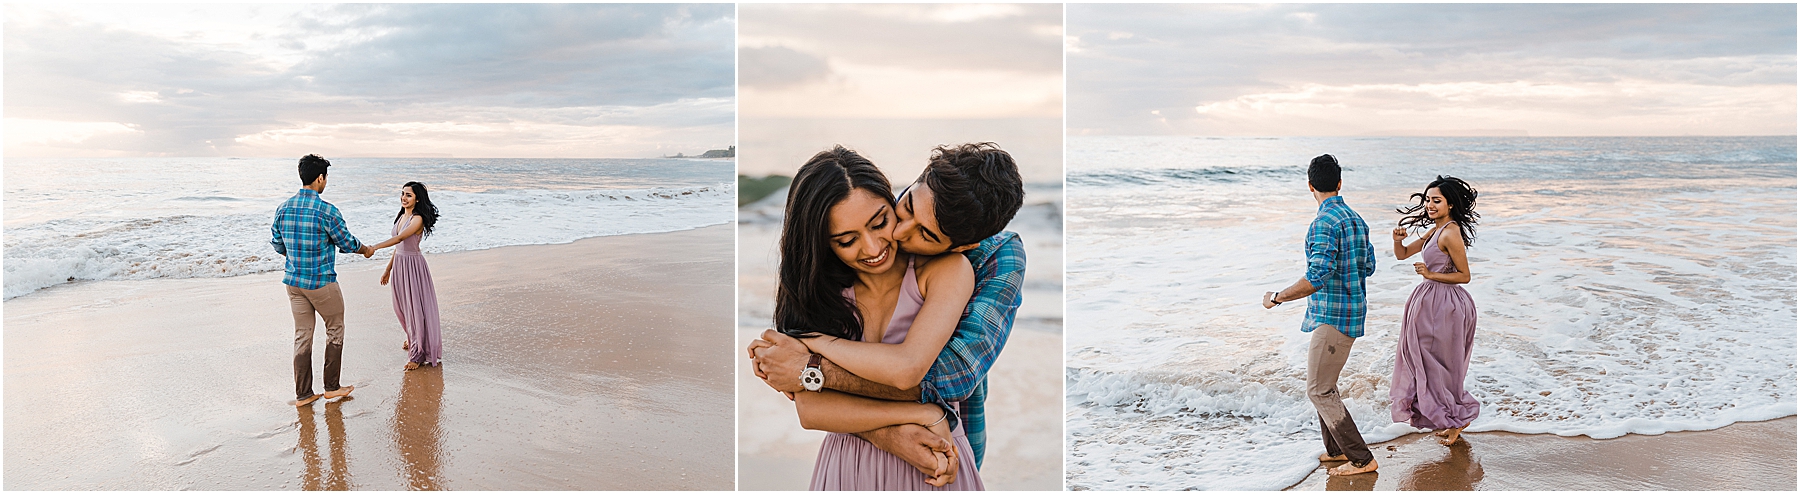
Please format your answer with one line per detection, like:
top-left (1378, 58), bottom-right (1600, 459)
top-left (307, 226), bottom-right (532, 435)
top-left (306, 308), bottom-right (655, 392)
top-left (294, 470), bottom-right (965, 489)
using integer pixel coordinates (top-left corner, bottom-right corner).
top-left (4, 225), bottom-right (735, 490)
top-left (1282, 416), bottom-right (1797, 491)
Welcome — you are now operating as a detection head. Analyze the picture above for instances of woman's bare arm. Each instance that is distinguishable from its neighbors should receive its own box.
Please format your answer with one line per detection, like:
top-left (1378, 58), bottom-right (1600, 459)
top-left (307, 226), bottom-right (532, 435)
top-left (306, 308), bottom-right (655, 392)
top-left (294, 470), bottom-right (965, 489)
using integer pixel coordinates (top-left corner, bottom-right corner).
top-left (1422, 224), bottom-right (1472, 284)
top-left (803, 254), bottom-right (976, 389)
top-left (1393, 226), bottom-right (1429, 260)
top-left (794, 389), bottom-right (945, 433)
top-left (369, 216), bottom-right (423, 251)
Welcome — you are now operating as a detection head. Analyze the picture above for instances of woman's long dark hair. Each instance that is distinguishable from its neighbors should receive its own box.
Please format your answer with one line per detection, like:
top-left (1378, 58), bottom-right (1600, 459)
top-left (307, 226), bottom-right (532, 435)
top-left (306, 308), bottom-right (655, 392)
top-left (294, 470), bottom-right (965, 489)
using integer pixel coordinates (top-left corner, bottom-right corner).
top-left (773, 146), bottom-right (894, 341)
top-left (1396, 175), bottom-right (1478, 247)
top-left (396, 181), bottom-right (439, 237)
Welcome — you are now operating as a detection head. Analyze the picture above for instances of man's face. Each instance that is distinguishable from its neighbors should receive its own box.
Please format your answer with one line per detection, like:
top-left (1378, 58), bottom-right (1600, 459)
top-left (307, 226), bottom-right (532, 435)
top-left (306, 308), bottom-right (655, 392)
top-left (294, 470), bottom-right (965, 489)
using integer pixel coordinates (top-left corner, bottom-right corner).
top-left (893, 180), bottom-right (956, 256)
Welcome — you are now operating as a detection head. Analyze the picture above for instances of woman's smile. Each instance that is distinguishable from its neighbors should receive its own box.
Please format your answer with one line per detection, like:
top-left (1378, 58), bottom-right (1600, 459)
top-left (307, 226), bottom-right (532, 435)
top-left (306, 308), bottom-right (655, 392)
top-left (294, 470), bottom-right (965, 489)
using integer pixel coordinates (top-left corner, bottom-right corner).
top-left (859, 243), bottom-right (892, 268)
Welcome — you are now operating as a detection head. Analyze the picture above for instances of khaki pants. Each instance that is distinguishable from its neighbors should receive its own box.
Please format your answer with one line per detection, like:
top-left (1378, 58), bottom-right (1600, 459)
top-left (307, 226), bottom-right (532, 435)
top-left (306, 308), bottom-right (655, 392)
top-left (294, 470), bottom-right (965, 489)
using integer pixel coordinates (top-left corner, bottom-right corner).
top-left (288, 283), bottom-right (346, 400)
top-left (1308, 324), bottom-right (1372, 464)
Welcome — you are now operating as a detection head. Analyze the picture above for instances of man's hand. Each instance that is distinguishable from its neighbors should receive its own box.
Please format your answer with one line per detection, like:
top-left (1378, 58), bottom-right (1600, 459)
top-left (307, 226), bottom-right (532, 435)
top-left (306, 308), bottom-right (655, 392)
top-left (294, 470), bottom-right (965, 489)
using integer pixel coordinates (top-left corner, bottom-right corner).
top-left (359, 245), bottom-right (374, 258)
top-left (855, 424), bottom-right (958, 486)
top-left (753, 329), bottom-right (811, 393)
top-left (1262, 291), bottom-right (1278, 309)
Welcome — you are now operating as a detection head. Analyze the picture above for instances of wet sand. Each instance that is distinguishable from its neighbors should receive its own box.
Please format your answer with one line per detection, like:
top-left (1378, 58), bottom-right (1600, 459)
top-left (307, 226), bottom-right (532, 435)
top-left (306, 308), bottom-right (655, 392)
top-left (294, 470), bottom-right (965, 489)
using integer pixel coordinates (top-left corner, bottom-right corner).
top-left (1286, 416), bottom-right (1796, 491)
top-left (5, 225), bottom-right (735, 490)
top-left (736, 328), bottom-right (1064, 491)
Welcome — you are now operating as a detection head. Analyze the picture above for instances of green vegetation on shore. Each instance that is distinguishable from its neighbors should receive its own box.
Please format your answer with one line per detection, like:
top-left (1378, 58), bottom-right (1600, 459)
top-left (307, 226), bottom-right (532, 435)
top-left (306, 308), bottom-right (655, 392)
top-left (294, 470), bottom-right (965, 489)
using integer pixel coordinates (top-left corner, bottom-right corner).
top-left (738, 174), bottom-right (791, 206)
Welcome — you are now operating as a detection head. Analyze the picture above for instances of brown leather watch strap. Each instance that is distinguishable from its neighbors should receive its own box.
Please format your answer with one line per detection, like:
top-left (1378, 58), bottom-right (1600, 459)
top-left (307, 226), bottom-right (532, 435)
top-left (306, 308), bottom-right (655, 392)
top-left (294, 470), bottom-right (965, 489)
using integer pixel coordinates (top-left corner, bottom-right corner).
top-left (807, 353), bottom-right (822, 368)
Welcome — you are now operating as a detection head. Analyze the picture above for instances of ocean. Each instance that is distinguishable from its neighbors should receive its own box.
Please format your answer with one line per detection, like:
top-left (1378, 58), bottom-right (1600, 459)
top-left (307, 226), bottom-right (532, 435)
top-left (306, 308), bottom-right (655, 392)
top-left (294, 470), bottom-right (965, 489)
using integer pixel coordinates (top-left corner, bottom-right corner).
top-left (1063, 136), bottom-right (1797, 490)
top-left (4, 157), bottom-right (734, 299)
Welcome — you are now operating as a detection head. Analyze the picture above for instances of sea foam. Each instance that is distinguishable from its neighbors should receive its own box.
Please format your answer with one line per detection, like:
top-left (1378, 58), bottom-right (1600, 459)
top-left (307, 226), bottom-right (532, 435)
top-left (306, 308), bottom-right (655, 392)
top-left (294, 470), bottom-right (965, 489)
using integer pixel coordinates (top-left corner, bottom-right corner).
top-left (1065, 136), bottom-right (1796, 490)
top-left (6, 156), bottom-right (733, 299)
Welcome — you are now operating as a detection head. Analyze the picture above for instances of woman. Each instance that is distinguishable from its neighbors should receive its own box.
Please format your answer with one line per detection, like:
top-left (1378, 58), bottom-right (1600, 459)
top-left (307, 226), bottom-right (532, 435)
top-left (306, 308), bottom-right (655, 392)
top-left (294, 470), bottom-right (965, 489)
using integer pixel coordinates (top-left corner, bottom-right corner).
top-left (767, 146), bottom-right (982, 490)
top-left (1389, 175), bottom-right (1481, 445)
top-left (368, 182), bottom-right (442, 370)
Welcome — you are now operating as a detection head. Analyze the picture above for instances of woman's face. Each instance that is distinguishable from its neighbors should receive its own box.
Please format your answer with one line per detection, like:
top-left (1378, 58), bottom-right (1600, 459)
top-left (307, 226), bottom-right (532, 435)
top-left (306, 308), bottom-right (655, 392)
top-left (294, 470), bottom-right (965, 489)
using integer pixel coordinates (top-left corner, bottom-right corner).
top-left (1425, 187), bottom-right (1448, 222)
top-left (400, 186), bottom-right (417, 209)
top-left (827, 187), bottom-right (899, 275)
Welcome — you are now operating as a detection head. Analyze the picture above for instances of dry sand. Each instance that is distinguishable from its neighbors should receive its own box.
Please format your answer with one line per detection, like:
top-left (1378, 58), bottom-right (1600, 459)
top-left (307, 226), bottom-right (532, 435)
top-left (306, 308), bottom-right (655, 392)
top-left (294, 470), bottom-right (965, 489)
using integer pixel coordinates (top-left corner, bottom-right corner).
top-left (4, 225), bottom-right (735, 490)
top-left (1286, 416), bottom-right (1796, 490)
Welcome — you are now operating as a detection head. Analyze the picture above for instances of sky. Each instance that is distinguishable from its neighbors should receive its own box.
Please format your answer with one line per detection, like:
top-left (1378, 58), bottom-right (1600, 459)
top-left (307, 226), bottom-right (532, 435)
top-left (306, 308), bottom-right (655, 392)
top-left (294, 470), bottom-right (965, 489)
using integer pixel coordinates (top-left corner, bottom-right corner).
top-left (736, 4), bottom-right (1063, 181)
top-left (739, 4), bottom-right (1062, 120)
top-left (1068, 4), bottom-right (1797, 137)
top-left (5, 4), bottom-right (735, 158)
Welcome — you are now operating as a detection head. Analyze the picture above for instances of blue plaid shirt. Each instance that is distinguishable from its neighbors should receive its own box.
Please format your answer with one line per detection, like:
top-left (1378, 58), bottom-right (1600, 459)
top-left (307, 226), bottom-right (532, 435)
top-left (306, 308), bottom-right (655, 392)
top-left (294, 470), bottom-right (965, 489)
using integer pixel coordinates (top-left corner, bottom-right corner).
top-left (917, 231), bottom-right (1024, 467)
top-left (270, 188), bottom-right (364, 290)
top-left (1302, 196), bottom-right (1376, 338)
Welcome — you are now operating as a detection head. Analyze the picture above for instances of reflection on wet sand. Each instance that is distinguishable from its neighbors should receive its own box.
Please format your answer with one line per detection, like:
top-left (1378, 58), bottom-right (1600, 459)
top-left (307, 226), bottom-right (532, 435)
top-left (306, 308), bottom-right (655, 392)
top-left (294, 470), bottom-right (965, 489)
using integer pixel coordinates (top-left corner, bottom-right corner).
top-left (1395, 442), bottom-right (1482, 490)
top-left (297, 399), bottom-right (353, 490)
top-left (1288, 418), bottom-right (1795, 490)
top-left (395, 368), bottom-right (445, 490)
top-left (1325, 471), bottom-right (1377, 491)
top-left (4, 227), bottom-right (735, 489)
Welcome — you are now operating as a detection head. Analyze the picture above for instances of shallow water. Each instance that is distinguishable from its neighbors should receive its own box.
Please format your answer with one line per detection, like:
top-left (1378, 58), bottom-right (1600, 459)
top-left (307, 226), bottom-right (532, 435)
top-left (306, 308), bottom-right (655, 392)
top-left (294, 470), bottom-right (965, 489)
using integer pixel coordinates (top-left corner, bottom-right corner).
top-left (1064, 136), bottom-right (1797, 490)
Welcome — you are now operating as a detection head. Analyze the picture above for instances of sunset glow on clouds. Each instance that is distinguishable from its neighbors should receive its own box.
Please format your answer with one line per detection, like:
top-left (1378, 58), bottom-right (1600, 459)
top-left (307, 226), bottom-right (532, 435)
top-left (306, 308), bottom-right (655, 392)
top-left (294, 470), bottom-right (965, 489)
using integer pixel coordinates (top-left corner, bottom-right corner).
top-left (1068, 4), bottom-right (1796, 136)
top-left (5, 4), bottom-right (734, 158)
top-left (738, 4), bottom-right (1063, 120)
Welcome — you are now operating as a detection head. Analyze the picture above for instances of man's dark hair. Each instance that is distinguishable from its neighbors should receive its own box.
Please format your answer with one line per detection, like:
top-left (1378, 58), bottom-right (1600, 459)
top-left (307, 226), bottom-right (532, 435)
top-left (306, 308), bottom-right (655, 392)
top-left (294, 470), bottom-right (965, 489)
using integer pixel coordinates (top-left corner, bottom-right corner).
top-left (299, 154), bottom-right (331, 186)
top-left (1308, 154), bottom-right (1341, 192)
top-left (916, 142), bottom-right (1025, 247)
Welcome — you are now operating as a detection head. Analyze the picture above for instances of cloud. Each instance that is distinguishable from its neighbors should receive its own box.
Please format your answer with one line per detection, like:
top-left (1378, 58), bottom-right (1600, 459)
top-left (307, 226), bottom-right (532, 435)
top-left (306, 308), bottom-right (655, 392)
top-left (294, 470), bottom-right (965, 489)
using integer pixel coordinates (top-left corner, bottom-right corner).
top-left (739, 3), bottom-right (1063, 120)
top-left (1068, 4), bottom-right (1796, 136)
top-left (740, 4), bottom-right (1061, 74)
top-left (738, 45), bottom-right (832, 90)
top-left (4, 4), bottom-right (735, 157)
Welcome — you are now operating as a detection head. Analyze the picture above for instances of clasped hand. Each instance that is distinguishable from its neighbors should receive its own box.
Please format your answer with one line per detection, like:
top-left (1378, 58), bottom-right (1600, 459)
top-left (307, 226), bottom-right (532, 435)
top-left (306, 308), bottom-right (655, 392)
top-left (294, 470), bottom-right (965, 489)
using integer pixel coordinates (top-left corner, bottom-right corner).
top-left (748, 330), bottom-right (808, 395)
top-left (745, 330), bottom-right (960, 486)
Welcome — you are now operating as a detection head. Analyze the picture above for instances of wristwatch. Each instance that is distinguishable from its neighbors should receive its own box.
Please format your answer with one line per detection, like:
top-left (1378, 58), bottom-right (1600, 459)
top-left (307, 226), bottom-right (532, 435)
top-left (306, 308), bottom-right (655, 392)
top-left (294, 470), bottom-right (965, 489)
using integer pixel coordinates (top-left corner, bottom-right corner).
top-left (800, 354), bottom-right (824, 392)
top-left (1268, 290), bottom-right (1283, 306)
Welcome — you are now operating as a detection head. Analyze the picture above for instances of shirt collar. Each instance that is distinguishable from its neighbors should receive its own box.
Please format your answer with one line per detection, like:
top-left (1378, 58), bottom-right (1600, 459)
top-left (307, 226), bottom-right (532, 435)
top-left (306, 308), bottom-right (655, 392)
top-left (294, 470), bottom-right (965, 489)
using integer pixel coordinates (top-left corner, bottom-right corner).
top-left (1318, 195), bottom-right (1345, 211)
top-left (297, 188), bottom-right (320, 198)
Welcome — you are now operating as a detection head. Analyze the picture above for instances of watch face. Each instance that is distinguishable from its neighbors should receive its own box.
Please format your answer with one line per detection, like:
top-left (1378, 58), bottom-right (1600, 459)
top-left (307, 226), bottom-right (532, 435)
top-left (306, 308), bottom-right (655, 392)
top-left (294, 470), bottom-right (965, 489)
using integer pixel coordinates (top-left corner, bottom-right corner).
top-left (800, 368), bottom-right (824, 391)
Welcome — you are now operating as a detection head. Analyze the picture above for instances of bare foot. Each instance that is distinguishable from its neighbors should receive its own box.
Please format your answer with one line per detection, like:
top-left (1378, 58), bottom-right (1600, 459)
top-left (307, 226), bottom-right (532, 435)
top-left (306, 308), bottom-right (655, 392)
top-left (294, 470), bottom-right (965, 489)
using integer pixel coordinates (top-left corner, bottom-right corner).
top-left (1318, 453), bottom-right (1347, 462)
top-left (1433, 429), bottom-right (1450, 437)
top-left (1438, 427), bottom-right (1465, 445)
top-left (403, 362), bottom-right (421, 370)
top-left (402, 341), bottom-right (410, 351)
top-left (291, 394), bottom-right (321, 407)
top-left (322, 385), bottom-right (354, 399)
top-left (1327, 459), bottom-right (1378, 476)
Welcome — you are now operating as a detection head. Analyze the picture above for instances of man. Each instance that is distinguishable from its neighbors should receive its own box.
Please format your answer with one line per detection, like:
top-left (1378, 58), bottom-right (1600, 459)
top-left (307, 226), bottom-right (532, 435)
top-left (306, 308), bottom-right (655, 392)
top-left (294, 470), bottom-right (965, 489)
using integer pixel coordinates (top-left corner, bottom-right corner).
top-left (1262, 154), bottom-right (1379, 475)
top-left (272, 154), bottom-right (373, 407)
top-left (752, 142), bottom-right (1026, 483)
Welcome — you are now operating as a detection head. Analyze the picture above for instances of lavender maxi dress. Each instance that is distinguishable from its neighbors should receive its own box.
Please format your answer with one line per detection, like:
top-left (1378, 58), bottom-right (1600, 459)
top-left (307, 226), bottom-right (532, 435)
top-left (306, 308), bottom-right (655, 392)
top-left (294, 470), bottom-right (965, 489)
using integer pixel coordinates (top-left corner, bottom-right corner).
top-left (391, 217), bottom-right (442, 366)
top-left (809, 259), bottom-right (984, 491)
top-left (1390, 226), bottom-right (1480, 429)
